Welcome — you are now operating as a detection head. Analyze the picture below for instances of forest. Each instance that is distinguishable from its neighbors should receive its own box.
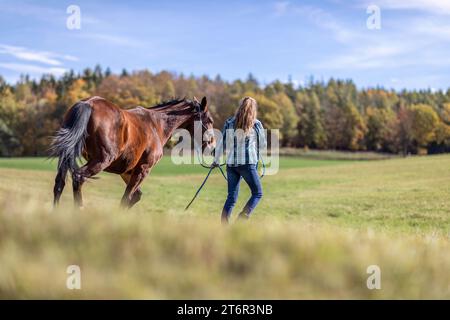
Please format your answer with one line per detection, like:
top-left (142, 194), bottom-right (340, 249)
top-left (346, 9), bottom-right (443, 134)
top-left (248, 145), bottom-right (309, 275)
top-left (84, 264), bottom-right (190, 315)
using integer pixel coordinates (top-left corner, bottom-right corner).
top-left (1, 65), bottom-right (449, 156)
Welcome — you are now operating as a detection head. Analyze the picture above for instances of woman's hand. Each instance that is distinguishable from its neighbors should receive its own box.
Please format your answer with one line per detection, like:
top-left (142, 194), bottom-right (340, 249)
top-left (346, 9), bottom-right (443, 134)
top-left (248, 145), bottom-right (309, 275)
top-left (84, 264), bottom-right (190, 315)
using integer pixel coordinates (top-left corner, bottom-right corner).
top-left (211, 161), bottom-right (220, 168)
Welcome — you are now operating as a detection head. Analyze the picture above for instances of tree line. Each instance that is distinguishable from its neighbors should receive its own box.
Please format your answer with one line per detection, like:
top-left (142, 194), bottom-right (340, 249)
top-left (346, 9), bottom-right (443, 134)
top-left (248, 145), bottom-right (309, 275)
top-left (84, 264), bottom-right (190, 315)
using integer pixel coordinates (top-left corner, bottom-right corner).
top-left (1, 65), bottom-right (449, 156)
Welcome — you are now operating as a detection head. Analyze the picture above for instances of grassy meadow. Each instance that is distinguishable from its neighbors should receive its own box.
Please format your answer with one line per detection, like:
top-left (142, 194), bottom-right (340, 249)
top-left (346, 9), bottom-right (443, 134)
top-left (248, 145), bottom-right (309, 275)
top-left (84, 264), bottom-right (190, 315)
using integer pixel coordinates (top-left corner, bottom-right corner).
top-left (0, 154), bottom-right (449, 299)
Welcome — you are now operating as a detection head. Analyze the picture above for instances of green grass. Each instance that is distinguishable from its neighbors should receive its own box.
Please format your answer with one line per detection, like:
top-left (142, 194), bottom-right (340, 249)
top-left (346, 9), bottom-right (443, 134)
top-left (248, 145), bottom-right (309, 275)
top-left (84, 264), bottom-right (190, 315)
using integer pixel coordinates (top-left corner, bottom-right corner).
top-left (0, 156), bottom-right (346, 174)
top-left (1, 154), bottom-right (445, 233)
top-left (0, 154), bottom-right (449, 298)
top-left (280, 148), bottom-right (396, 160)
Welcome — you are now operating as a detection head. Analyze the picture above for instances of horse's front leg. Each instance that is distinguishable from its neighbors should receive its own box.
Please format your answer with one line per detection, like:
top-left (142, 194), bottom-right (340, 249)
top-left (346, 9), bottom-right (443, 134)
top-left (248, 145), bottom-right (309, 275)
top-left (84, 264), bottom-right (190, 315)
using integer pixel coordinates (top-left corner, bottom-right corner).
top-left (121, 163), bottom-right (151, 208)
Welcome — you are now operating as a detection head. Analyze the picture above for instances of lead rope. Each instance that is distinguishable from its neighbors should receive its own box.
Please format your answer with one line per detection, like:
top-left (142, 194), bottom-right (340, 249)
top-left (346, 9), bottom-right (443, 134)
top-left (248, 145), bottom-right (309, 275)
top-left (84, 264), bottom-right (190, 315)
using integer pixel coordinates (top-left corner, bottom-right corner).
top-left (255, 124), bottom-right (266, 178)
top-left (184, 164), bottom-right (215, 210)
top-left (185, 146), bottom-right (227, 210)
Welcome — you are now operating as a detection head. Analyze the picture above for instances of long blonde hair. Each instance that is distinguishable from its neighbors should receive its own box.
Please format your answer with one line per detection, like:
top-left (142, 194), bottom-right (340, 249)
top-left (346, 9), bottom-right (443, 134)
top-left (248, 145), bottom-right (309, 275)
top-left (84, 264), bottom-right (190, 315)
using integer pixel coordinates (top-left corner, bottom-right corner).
top-left (234, 96), bottom-right (257, 134)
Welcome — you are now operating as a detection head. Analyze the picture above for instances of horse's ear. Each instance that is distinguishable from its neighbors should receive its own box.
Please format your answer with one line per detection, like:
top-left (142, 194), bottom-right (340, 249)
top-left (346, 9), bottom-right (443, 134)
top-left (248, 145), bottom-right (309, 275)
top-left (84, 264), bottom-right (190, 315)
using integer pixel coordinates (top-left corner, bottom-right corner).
top-left (201, 97), bottom-right (207, 111)
top-left (193, 96), bottom-right (199, 103)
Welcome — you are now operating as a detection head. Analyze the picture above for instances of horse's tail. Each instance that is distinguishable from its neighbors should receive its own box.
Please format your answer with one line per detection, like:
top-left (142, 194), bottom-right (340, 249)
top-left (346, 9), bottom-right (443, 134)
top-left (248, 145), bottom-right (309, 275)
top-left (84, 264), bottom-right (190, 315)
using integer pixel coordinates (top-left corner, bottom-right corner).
top-left (49, 101), bottom-right (92, 175)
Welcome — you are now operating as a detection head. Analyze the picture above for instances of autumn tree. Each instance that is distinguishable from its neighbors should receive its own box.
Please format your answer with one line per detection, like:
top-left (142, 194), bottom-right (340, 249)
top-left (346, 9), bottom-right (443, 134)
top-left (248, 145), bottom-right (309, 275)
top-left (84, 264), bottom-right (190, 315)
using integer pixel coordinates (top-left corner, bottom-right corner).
top-left (272, 92), bottom-right (299, 146)
top-left (0, 86), bottom-right (21, 155)
top-left (296, 92), bottom-right (327, 148)
top-left (1, 66), bottom-right (450, 156)
top-left (409, 104), bottom-right (439, 154)
top-left (248, 93), bottom-right (283, 130)
top-left (365, 107), bottom-right (396, 152)
top-left (61, 78), bottom-right (91, 107)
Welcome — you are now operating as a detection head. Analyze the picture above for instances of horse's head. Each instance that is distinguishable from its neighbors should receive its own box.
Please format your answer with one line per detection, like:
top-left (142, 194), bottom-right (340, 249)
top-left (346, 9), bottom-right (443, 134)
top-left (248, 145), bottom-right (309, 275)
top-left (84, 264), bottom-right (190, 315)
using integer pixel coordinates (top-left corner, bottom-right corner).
top-left (188, 96), bottom-right (215, 152)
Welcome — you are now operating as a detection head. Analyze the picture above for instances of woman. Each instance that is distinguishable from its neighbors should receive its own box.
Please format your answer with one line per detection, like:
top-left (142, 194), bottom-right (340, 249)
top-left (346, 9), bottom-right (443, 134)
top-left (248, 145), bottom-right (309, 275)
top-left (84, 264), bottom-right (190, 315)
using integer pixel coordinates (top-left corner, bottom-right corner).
top-left (213, 96), bottom-right (266, 224)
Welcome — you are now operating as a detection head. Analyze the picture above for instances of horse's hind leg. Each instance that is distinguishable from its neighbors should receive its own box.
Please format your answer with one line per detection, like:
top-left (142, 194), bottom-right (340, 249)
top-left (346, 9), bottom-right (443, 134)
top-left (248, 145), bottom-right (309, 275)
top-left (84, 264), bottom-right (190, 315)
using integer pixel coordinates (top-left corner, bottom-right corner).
top-left (53, 165), bottom-right (68, 207)
top-left (72, 158), bottom-right (113, 208)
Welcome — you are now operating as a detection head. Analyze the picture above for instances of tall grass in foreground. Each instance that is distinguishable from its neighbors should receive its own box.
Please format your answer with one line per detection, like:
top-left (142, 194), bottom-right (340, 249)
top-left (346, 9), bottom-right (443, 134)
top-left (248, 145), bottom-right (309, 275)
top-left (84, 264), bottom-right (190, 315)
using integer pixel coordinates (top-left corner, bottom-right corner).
top-left (0, 198), bottom-right (448, 299)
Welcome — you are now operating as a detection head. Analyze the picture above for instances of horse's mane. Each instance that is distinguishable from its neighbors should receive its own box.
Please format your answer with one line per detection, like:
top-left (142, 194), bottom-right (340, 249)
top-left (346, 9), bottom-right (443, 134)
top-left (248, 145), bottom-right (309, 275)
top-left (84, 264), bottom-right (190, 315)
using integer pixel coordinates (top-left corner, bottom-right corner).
top-left (148, 98), bottom-right (198, 115)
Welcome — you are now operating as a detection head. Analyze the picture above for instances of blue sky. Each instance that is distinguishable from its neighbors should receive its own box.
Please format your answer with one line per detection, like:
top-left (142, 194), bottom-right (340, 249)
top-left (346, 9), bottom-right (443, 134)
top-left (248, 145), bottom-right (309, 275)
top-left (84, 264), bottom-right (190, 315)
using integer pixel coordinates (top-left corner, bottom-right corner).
top-left (0, 0), bottom-right (450, 90)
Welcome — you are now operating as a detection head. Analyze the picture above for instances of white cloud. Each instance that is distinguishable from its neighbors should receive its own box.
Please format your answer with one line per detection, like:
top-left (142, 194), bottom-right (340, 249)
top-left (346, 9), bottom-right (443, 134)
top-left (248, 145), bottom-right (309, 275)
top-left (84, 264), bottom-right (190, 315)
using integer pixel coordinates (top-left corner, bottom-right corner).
top-left (303, 3), bottom-right (450, 72)
top-left (62, 55), bottom-right (79, 62)
top-left (0, 63), bottom-right (67, 76)
top-left (302, 7), bottom-right (355, 43)
top-left (370, 0), bottom-right (450, 15)
top-left (274, 1), bottom-right (290, 16)
top-left (312, 44), bottom-right (409, 69)
top-left (390, 77), bottom-right (399, 84)
top-left (408, 18), bottom-right (450, 40)
top-left (76, 33), bottom-right (142, 47)
top-left (276, 4), bottom-right (357, 43)
top-left (311, 29), bottom-right (450, 71)
top-left (0, 44), bottom-right (77, 80)
top-left (0, 2), bottom-right (100, 25)
top-left (0, 44), bottom-right (78, 66)
top-left (0, 45), bottom-right (60, 65)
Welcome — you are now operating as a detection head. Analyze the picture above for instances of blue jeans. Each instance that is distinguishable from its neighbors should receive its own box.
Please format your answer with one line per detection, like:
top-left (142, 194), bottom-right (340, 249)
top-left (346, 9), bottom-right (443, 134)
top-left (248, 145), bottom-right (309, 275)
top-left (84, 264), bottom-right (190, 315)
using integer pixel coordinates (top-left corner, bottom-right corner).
top-left (222, 164), bottom-right (263, 220)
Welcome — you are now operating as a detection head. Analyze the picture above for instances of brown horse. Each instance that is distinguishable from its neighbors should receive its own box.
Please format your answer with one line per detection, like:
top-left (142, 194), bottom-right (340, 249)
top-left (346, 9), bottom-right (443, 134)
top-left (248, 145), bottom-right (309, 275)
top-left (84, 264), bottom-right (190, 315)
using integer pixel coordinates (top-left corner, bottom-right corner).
top-left (50, 96), bottom-right (214, 208)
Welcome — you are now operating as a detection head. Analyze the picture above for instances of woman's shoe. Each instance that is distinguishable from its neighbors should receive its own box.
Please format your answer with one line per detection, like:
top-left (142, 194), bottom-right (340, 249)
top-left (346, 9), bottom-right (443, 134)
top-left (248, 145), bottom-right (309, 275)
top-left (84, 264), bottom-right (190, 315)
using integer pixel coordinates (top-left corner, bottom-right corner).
top-left (221, 211), bottom-right (230, 225)
top-left (237, 211), bottom-right (250, 220)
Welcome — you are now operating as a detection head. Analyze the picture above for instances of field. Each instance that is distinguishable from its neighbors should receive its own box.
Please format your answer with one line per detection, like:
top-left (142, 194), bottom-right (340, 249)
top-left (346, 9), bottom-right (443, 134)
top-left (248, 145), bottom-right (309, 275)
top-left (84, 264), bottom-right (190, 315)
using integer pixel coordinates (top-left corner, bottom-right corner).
top-left (0, 155), bottom-right (449, 299)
